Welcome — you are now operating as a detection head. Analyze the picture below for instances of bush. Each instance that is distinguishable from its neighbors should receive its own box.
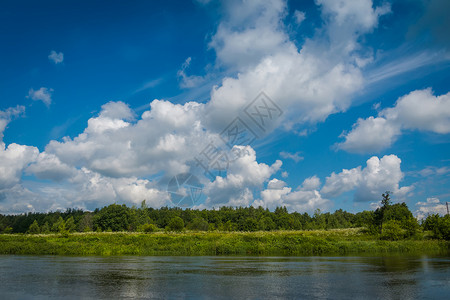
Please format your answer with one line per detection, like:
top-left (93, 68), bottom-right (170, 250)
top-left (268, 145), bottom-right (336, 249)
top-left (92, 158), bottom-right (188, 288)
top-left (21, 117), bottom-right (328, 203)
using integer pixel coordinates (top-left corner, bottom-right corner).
top-left (166, 217), bottom-right (184, 232)
top-left (187, 217), bottom-right (209, 231)
top-left (381, 220), bottom-right (406, 241)
top-left (139, 223), bottom-right (159, 233)
top-left (423, 214), bottom-right (450, 240)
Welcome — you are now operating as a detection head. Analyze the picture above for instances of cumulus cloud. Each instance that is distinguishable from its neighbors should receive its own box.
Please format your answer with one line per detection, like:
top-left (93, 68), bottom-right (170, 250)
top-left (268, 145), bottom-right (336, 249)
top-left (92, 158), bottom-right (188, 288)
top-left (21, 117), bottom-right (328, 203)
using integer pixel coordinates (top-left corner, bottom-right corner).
top-left (27, 87), bottom-right (53, 106)
top-left (204, 0), bottom-right (389, 133)
top-left (254, 176), bottom-right (331, 213)
top-left (415, 197), bottom-right (448, 220)
top-left (48, 50), bottom-right (64, 64)
top-left (204, 145), bottom-right (282, 207)
top-left (0, 0), bottom-right (410, 213)
top-left (0, 105), bottom-right (25, 141)
top-left (45, 100), bottom-right (210, 178)
top-left (338, 89), bottom-right (450, 153)
top-left (0, 106), bottom-right (38, 192)
top-left (321, 155), bottom-right (414, 202)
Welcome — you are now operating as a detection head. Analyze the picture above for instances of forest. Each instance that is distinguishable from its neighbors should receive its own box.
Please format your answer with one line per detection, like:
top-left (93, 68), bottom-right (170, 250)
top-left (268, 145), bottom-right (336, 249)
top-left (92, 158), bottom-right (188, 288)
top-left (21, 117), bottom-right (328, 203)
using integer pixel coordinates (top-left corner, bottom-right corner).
top-left (1, 192), bottom-right (449, 241)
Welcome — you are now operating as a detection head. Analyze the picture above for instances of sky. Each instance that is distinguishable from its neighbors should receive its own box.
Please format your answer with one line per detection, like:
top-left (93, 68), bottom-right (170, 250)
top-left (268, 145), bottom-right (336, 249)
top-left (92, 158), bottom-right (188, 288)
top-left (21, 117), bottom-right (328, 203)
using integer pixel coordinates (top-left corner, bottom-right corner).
top-left (0, 0), bottom-right (449, 217)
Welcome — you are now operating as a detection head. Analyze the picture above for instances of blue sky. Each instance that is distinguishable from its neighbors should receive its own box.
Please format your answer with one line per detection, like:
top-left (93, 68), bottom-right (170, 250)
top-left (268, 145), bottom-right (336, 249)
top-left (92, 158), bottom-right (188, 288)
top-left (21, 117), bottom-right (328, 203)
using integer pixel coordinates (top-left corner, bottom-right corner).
top-left (0, 0), bottom-right (449, 217)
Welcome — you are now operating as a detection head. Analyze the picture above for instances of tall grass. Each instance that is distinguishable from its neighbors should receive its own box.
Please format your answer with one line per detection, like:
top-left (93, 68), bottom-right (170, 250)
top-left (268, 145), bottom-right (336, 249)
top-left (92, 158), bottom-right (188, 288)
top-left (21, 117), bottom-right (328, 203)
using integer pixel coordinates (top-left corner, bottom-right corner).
top-left (0, 229), bottom-right (448, 256)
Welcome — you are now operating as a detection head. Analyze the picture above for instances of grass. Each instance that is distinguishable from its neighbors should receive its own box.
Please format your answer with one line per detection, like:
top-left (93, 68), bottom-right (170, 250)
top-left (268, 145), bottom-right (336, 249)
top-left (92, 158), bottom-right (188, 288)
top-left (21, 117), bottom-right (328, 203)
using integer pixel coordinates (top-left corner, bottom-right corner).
top-left (0, 229), bottom-right (448, 256)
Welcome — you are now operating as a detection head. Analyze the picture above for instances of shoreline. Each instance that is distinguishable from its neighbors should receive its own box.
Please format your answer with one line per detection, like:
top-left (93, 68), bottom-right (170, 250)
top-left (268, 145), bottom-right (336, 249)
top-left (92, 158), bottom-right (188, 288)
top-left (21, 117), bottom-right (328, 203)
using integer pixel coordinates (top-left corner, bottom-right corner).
top-left (1, 230), bottom-right (449, 256)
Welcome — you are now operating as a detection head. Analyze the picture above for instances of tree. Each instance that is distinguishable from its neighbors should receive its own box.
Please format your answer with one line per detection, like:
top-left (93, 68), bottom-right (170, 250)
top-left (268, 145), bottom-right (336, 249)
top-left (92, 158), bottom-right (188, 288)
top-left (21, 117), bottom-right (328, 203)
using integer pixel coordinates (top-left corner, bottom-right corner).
top-left (94, 204), bottom-right (131, 232)
top-left (28, 220), bottom-right (40, 234)
top-left (381, 220), bottom-right (405, 240)
top-left (187, 217), bottom-right (209, 231)
top-left (41, 221), bottom-right (50, 234)
top-left (65, 216), bottom-right (76, 232)
top-left (52, 216), bottom-right (66, 233)
top-left (381, 191), bottom-right (392, 207)
top-left (258, 216), bottom-right (276, 231)
top-left (166, 216), bottom-right (184, 232)
top-left (78, 213), bottom-right (94, 232)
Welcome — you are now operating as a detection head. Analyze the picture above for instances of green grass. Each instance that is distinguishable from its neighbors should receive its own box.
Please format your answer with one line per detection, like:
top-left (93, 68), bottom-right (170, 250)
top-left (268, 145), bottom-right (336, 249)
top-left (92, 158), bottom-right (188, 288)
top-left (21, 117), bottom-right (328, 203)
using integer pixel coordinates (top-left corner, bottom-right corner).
top-left (0, 229), bottom-right (448, 256)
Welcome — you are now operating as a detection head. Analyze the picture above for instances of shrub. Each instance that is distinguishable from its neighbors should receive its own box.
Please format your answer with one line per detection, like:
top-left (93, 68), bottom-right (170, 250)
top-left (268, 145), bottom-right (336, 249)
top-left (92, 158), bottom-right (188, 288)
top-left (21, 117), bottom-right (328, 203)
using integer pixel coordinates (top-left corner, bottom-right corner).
top-left (187, 218), bottom-right (209, 231)
top-left (381, 220), bottom-right (406, 241)
top-left (166, 217), bottom-right (184, 232)
top-left (139, 223), bottom-right (159, 233)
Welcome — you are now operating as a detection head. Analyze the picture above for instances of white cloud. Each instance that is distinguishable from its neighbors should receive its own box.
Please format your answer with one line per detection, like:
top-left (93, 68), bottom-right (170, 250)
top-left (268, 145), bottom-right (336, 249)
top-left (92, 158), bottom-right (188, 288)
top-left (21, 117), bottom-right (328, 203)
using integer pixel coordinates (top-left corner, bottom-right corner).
top-left (204, 0), bottom-right (389, 133)
top-left (0, 143), bottom-right (39, 190)
top-left (337, 116), bottom-right (401, 153)
top-left (280, 151), bottom-right (304, 163)
top-left (0, 105), bottom-right (25, 141)
top-left (254, 175), bottom-right (331, 213)
top-left (48, 50), bottom-right (64, 64)
top-left (26, 152), bottom-right (77, 181)
top-left (204, 145), bottom-right (282, 207)
top-left (321, 154), bottom-right (413, 202)
top-left (415, 197), bottom-right (448, 219)
top-left (0, 0), bottom-right (415, 213)
top-left (293, 10), bottom-right (305, 25)
top-left (27, 87), bottom-right (53, 106)
top-left (338, 89), bottom-right (450, 153)
top-left (45, 100), bottom-right (210, 178)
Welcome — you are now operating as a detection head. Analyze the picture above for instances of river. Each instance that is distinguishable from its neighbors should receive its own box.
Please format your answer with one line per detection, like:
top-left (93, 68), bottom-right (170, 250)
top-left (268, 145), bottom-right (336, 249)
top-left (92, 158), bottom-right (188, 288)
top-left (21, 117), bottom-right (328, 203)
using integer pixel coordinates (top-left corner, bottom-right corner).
top-left (0, 255), bottom-right (449, 299)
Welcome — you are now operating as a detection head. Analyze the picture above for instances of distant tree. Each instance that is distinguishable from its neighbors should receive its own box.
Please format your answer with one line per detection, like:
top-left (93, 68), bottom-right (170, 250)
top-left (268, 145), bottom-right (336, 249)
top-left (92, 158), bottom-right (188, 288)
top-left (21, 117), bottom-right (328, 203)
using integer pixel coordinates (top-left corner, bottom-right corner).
top-left (187, 217), bottom-right (209, 231)
top-left (65, 216), bottom-right (76, 232)
top-left (41, 222), bottom-right (50, 234)
top-left (381, 191), bottom-right (392, 207)
top-left (94, 204), bottom-right (131, 232)
top-left (258, 216), bottom-right (276, 231)
top-left (28, 220), bottom-right (40, 234)
top-left (241, 217), bottom-right (258, 232)
top-left (166, 216), bottom-right (184, 232)
top-left (52, 216), bottom-right (66, 233)
top-left (78, 213), bottom-right (94, 232)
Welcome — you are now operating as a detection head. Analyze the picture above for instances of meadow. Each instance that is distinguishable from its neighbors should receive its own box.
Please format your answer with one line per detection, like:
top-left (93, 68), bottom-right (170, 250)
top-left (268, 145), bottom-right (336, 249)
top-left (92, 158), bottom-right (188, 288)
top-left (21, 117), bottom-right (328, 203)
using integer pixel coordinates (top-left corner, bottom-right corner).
top-left (1, 228), bottom-right (448, 256)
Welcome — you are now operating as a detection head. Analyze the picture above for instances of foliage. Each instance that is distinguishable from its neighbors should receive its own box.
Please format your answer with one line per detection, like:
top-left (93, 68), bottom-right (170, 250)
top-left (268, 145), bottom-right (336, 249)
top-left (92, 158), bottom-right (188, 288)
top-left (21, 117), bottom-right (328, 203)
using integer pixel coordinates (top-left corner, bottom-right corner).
top-left (166, 217), bottom-right (184, 232)
top-left (28, 220), bottom-right (40, 234)
top-left (139, 223), bottom-right (159, 233)
top-left (423, 214), bottom-right (450, 240)
top-left (0, 193), bottom-right (447, 242)
top-left (381, 220), bottom-right (405, 240)
top-left (187, 217), bottom-right (209, 231)
top-left (0, 230), bottom-right (448, 256)
top-left (93, 204), bottom-right (131, 232)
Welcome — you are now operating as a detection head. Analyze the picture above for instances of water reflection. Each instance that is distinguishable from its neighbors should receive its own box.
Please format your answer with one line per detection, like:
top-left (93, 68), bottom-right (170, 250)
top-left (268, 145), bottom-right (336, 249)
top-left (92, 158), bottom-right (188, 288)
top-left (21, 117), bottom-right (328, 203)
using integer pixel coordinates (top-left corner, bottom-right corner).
top-left (0, 255), bottom-right (449, 299)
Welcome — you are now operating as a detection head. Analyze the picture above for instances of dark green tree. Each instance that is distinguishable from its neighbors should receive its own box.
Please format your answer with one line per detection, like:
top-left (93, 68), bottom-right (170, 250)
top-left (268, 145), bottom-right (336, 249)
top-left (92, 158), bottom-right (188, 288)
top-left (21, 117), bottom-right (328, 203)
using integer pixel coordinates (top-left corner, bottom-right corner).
top-left (28, 220), bottom-right (40, 234)
top-left (166, 216), bottom-right (184, 232)
top-left (94, 204), bottom-right (132, 232)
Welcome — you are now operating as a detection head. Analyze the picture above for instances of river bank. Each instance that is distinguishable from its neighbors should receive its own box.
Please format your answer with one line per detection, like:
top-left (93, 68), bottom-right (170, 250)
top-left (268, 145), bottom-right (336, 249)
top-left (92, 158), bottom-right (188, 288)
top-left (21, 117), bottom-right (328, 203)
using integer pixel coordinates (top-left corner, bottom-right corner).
top-left (1, 229), bottom-right (448, 256)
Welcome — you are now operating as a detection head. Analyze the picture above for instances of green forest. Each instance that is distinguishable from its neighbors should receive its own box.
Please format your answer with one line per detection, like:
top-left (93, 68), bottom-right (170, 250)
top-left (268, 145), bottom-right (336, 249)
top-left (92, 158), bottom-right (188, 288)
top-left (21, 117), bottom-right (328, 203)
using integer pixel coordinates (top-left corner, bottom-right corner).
top-left (1, 192), bottom-right (449, 241)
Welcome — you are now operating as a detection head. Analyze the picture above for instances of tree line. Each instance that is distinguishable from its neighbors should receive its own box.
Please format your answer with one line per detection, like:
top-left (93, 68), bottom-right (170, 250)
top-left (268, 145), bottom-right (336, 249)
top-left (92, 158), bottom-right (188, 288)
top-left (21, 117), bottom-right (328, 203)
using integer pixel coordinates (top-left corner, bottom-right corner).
top-left (1, 192), bottom-right (449, 240)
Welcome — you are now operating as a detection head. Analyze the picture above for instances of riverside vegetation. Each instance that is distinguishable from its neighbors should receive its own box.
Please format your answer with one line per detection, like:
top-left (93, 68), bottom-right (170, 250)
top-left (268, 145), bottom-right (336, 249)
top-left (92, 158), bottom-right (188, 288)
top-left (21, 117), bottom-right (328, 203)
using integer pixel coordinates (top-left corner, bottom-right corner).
top-left (1, 192), bottom-right (449, 256)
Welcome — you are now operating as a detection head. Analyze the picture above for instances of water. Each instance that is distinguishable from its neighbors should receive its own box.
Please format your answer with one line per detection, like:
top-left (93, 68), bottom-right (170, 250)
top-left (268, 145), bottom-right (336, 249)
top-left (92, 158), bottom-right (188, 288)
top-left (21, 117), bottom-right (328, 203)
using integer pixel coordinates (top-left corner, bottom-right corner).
top-left (0, 255), bottom-right (449, 299)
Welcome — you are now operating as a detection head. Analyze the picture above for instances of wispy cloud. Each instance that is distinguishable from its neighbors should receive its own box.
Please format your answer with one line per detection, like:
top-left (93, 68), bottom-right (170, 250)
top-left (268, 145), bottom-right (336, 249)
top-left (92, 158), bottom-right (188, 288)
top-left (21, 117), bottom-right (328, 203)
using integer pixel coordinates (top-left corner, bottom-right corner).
top-left (48, 50), bottom-right (64, 64)
top-left (280, 151), bottom-right (304, 163)
top-left (133, 77), bottom-right (164, 94)
top-left (365, 50), bottom-right (450, 85)
top-left (27, 87), bottom-right (53, 107)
